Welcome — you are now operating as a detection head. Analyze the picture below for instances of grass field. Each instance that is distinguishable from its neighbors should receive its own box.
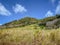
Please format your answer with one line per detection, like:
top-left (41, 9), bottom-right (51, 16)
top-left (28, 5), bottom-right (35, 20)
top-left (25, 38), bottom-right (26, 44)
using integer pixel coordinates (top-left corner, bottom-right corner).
top-left (0, 25), bottom-right (60, 45)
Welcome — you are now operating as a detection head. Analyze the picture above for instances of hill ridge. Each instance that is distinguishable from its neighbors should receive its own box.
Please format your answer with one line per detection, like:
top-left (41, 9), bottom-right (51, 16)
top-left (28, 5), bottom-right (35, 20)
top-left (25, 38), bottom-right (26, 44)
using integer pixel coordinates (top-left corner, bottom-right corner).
top-left (0, 14), bottom-right (60, 29)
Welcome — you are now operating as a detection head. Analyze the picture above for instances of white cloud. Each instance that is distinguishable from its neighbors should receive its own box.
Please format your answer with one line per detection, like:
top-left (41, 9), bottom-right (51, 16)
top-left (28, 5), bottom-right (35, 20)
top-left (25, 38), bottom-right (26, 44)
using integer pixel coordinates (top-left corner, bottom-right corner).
top-left (13, 4), bottom-right (27, 13)
top-left (55, 1), bottom-right (60, 14)
top-left (45, 10), bottom-right (54, 17)
top-left (0, 3), bottom-right (11, 16)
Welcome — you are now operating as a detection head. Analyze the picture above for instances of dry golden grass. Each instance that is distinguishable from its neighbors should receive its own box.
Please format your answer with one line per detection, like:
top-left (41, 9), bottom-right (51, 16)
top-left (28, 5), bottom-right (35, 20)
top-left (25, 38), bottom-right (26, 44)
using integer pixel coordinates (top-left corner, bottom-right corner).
top-left (0, 25), bottom-right (60, 45)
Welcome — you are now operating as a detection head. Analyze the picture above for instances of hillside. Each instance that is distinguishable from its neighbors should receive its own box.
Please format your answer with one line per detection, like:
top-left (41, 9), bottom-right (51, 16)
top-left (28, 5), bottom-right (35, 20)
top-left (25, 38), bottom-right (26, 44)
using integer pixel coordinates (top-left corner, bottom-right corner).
top-left (0, 15), bottom-right (60, 45)
top-left (0, 17), bottom-right (38, 29)
top-left (0, 14), bottom-right (60, 29)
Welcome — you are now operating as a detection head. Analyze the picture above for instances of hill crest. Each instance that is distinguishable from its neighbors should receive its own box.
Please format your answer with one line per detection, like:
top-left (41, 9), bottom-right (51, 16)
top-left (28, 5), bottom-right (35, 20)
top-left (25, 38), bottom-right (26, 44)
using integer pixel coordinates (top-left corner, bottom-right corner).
top-left (0, 15), bottom-right (60, 29)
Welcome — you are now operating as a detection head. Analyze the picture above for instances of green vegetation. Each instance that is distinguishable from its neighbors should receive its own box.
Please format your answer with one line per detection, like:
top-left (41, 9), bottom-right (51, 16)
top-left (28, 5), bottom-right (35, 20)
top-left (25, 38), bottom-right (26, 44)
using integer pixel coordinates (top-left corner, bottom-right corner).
top-left (0, 14), bottom-right (60, 29)
top-left (0, 14), bottom-right (60, 45)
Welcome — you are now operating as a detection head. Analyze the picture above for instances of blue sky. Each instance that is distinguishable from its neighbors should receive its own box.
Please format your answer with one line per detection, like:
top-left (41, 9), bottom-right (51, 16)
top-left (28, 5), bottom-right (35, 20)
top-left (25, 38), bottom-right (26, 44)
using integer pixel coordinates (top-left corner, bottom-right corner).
top-left (0, 0), bottom-right (60, 25)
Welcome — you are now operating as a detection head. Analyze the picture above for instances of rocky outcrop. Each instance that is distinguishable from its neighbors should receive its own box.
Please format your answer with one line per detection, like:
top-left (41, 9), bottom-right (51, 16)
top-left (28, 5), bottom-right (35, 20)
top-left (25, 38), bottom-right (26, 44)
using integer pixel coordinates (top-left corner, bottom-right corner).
top-left (46, 19), bottom-right (60, 29)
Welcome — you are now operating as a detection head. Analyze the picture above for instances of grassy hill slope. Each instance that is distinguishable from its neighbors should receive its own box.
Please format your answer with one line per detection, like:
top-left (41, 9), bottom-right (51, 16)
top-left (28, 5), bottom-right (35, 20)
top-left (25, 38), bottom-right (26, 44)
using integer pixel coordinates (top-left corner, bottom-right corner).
top-left (0, 14), bottom-right (60, 29)
top-left (0, 15), bottom-right (60, 45)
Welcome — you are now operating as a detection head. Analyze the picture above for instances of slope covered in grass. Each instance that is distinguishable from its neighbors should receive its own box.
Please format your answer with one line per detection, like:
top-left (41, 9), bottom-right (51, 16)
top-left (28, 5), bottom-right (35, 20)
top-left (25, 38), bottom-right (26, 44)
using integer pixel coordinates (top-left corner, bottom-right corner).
top-left (0, 26), bottom-right (60, 45)
top-left (0, 14), bottom-right (60, 29)
top-left (0, 15), bottom-right (60, 45)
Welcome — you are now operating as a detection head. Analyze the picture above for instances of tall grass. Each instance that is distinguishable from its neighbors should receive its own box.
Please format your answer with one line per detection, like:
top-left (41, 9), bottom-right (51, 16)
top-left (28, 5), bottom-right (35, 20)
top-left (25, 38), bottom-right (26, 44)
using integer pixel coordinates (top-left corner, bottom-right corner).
top-left (0, 27), bottom-right (60, 45)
